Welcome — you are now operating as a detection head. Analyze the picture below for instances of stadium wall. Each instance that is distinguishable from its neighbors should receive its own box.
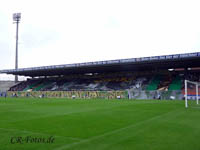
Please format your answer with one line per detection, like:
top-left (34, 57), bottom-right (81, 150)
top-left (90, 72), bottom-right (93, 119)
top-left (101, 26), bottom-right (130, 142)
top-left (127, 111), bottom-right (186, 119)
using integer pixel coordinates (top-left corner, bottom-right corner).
top-left (132, 90), bottom-right (183, 100)
top-left (7, 91), bottom-right (128, 99)
top-left (6, 90), bottom-right (184, 100)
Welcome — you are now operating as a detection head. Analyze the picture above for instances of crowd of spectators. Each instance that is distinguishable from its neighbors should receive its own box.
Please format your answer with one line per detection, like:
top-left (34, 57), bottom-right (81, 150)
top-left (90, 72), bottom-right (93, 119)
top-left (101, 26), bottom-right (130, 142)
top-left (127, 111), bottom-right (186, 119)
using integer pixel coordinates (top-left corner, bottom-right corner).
top-left (8, 71), bottom-right (200, 92)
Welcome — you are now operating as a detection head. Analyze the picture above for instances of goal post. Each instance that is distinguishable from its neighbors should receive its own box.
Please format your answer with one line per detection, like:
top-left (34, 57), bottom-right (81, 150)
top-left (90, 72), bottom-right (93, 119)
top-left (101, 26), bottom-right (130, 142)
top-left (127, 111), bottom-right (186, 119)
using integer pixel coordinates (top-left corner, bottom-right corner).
top-left (185, 80), bottom-right (200, 108)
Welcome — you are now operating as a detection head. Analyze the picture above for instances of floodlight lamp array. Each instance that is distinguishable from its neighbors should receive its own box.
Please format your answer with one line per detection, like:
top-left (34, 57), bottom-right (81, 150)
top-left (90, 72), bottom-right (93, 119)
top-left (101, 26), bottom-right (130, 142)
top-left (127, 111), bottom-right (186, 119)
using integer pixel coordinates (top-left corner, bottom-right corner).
top-left (13, 13), bottom-right (21, 22)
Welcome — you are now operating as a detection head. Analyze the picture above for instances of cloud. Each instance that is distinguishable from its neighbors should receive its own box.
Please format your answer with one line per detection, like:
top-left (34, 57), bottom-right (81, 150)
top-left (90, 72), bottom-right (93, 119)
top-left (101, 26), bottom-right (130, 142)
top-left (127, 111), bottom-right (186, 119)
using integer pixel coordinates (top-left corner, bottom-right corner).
top-left (0, 0), bottom-right (200, 81)
top-left (21, 26), bottom-right (61, 49)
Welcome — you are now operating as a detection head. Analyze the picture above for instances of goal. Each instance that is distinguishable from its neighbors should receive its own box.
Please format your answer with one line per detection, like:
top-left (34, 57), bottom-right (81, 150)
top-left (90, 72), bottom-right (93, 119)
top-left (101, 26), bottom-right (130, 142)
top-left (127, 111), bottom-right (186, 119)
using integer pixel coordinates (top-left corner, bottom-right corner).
top-left (185, 80), bottom-right (200, 108)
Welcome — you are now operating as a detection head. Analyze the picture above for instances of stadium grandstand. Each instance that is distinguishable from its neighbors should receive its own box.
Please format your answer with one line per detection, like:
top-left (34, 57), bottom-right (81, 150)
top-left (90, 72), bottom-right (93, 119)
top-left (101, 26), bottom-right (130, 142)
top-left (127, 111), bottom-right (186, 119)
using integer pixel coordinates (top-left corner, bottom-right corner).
top-left (0, 52), bottom-right (200, 99)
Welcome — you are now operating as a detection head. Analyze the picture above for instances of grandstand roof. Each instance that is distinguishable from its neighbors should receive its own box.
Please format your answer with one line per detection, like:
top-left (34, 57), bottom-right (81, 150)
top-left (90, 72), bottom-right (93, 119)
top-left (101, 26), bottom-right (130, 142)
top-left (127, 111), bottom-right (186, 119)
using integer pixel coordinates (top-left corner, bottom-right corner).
top-left (0, 52), bottom-right (200, 77)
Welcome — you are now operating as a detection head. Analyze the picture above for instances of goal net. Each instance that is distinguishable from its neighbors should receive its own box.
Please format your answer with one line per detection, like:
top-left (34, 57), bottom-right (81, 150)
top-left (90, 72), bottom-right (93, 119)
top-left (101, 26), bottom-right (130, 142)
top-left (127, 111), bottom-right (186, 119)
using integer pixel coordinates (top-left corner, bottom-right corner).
top-left (184, 80), bottom-right (200, 108)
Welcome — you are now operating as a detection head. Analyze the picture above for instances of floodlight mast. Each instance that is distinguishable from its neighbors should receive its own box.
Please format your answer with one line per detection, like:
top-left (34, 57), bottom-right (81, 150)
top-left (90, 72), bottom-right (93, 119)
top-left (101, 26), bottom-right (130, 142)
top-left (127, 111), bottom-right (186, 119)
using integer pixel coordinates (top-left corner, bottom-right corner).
top-left (13, 13), bottom-right (21, 83)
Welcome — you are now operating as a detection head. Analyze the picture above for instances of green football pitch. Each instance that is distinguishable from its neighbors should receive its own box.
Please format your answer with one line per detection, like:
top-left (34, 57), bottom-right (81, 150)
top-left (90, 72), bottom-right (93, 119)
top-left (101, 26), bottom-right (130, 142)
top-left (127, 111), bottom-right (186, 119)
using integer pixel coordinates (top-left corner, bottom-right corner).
top-left (0, 98), bottom-right (200, 150)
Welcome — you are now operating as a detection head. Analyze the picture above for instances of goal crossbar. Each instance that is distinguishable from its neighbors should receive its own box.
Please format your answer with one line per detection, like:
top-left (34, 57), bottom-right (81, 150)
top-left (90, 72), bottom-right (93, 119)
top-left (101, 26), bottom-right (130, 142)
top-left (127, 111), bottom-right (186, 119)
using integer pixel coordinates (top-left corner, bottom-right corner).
top-left (185, 80), bottom-right (200, 108)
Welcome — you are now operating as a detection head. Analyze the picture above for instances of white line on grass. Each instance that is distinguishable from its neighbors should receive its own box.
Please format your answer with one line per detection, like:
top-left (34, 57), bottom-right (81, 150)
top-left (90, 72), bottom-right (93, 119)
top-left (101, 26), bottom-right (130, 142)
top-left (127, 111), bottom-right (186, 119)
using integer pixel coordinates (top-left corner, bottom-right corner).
top-left (191, 107), bottom-right (200, 109)
top-left (91, 110), bottom-right (185, 150)
top-left (54, 110), bottom-right (179, 150)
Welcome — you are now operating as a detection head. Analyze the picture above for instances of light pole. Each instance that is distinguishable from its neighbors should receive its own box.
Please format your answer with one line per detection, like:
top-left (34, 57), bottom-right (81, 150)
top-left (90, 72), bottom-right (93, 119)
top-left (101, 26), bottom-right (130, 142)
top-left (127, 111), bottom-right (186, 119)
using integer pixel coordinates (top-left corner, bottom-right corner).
top-left (13, 13), bottom-right (21, 83)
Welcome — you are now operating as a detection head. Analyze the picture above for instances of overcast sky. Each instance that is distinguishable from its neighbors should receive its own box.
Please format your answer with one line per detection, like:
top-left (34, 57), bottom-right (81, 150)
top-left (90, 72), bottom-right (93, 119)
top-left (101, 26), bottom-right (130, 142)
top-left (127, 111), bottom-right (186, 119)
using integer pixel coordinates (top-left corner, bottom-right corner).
top-left (0, 0), bottom-right (200, 80)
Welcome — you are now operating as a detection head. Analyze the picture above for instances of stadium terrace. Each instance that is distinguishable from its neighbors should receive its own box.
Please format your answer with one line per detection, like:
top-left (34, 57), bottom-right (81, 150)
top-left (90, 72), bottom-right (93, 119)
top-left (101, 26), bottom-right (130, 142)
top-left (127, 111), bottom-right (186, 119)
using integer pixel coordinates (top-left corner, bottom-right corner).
top-left (0, 52), bottom-right (200, 100)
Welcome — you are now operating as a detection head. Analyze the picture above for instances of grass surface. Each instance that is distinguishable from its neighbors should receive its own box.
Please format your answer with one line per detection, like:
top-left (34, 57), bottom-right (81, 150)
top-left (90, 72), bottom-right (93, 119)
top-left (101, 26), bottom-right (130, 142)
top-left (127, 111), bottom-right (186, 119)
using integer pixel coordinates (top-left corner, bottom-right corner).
top-left (0, 98), bottom-right (200, 150)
